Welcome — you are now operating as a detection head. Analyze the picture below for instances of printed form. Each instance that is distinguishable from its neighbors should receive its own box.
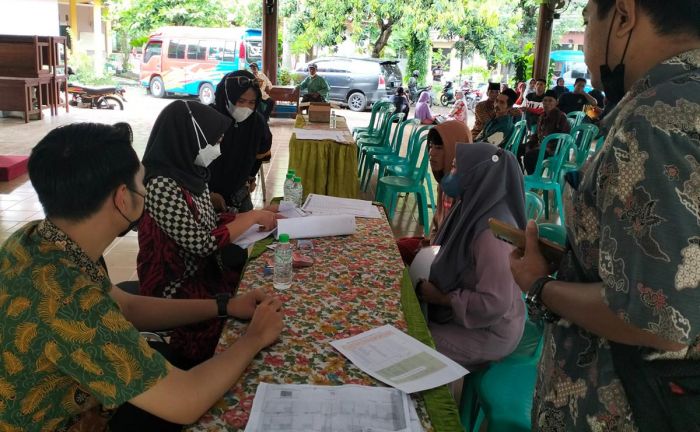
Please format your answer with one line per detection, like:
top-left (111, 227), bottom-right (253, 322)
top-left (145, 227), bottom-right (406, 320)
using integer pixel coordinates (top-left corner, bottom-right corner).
top-left (331, 325), bottom-right (469, 394)
top-left (244, 383), bottom-right (424, 432)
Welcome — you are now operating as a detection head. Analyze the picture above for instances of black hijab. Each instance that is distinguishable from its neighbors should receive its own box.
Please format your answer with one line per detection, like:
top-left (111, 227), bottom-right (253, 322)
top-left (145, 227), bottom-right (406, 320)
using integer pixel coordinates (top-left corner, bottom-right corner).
top-left (430, 143), bottom-right (526, 293)
top-left (208, 70), bottom-right (273, 202)
top-left (143, 100), bottom-right (231, 195)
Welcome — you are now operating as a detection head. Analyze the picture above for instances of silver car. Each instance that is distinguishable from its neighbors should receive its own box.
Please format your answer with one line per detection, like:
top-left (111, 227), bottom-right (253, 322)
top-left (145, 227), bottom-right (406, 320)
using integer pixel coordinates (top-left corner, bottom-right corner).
top-left (294, 57), bottom-right (402, 111)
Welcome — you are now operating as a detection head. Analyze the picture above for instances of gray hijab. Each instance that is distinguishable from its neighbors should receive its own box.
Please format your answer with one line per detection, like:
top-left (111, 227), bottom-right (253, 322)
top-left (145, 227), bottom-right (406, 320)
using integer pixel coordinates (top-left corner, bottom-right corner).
top-left (429, 143), bottom-right (526, 293)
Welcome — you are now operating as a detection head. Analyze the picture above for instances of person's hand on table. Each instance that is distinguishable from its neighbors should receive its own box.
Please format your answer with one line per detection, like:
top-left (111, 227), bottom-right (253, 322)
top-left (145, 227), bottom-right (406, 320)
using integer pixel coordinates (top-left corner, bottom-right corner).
top-left (254, 210), bottom-right (278, 231)
top-left (263, 203), bottom-right (279, 213)
top-left (227, 288), bottom-right (269, 320)
top-left (417, 280), bottom-right (451, 306)
top-left (243, 297), bottom-right (284, 350)
top-left (210, 192), bottom-right (227, 212)
top-left (509, 220), bottom-right (552, 293)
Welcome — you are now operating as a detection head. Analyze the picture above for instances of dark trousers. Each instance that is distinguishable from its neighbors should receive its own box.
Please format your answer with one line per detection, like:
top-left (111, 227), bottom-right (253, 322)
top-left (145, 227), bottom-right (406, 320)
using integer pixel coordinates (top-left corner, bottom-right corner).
top-left (108, 341), bottom-right (192, 431)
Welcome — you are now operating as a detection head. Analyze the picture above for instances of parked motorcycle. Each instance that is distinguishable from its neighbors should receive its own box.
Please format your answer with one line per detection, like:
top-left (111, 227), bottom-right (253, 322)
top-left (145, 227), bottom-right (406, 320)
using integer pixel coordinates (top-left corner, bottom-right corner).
top-left (464, 87), bottom-right (481, 111)
top-left (440, 81), bottom-right (455, 107)
top-left (409, 85), bottom-right (434, 106)
top-left (64, 67), bottom-right (127, 110)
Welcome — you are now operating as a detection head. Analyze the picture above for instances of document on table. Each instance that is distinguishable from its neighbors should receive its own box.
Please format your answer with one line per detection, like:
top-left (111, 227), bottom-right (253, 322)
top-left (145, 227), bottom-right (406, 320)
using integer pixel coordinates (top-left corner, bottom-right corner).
top-left (293, 128), bottom-right (353, 144)
top-left (331, 324), bottom-right (469, 394)
top-left (302, 193), bottom-right (383, 219)
top-left (276, 214), bottom-right (356, 239)
top-left (277, 200), bottom-right (308, 219)
top-left (244, 383), bottom-right (424, 432)
top-left (232, 224), bottom-right (275, 249)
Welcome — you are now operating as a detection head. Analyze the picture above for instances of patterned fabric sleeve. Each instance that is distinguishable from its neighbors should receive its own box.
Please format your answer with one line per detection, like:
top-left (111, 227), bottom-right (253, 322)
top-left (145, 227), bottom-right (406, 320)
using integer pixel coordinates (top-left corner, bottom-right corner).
top-left (597, 114), bottom-right (700, 345)
top-left (50, 280), bottom-right (169, 409)
top-left (145, 177), bottom-right (223, 257)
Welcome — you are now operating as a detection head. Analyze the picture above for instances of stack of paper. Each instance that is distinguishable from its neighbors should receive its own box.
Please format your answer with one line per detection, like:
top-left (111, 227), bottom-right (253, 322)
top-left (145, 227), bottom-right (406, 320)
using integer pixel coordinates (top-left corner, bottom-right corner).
top-left (293, 128), bottom-right (352, 144)
top-left (331, 324), bottom-right (469, 394)
top-left (244, 383), bottom-right (424, 432)
top-left (276, 214), bottom-right (356, 239)
top-left (232, 224), bottom-right (276, 249)
top-left (302, 194), bottom-right (382, 219)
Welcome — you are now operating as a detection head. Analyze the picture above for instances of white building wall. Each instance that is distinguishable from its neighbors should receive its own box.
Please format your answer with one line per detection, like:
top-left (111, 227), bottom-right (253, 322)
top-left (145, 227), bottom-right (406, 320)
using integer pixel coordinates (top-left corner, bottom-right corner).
top-left (0, 0), bottom-right (59, 36)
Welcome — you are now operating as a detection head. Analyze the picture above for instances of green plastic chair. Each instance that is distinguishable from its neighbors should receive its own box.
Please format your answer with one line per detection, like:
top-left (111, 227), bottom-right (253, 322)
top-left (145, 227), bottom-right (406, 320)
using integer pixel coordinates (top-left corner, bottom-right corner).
top-left (538, 222), bottom-right (567, 246)
top-left (358, 112), bottom-right (405, 179)
top-left (523, 133), bottom-right (575, 223)
top-left (376, 134), bottom-right (433, 235)
top-left (355, 104), bottom-right (394, 142)
top-left (566, 110), bottom-right (586, 128)
top-left (356, 105), bottom-right (396, 160)
top-left (525, 191), bottom-right (544, 221)
top-left (589, 135), bottom-right (606, 157)
top-left (352, 101), bottom-right (391, 139)
top-left (360, 117), bottom-right (417, 192)
top-left (569, 123), bottom-right (599, 168)
top-left (504, 120), bottom-right (527, 157)
top-left (371, 124), bottom-right (430, 191)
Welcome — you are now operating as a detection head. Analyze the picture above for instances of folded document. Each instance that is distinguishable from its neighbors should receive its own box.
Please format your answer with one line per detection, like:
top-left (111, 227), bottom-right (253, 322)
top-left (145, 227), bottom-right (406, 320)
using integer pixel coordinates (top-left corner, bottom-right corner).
top-left (276, 214), bottom-right (356, 239)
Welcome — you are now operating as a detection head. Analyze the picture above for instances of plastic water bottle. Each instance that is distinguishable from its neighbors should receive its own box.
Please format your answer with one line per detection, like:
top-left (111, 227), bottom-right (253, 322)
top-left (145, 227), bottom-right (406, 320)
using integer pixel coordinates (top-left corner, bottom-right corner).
top-left (273, 233), bottom-right (293, 290)
top-left (283, 173), bottom-right (295, 202)
top-left (293, 176), bottom-right (303, 206)
top-left (330, 110), bottom-right (337, 128)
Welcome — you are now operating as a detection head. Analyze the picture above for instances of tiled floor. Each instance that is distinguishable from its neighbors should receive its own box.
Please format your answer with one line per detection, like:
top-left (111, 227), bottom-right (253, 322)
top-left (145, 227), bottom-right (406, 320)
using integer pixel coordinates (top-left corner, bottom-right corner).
top-left (1, 88), bottom-right (456, 283)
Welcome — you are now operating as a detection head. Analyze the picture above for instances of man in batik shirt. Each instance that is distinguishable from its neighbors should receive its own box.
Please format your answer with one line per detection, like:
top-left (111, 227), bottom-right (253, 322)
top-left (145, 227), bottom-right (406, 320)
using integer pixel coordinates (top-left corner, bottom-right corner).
top-left (510, 0), bottom-right (700, 430)
top-left (0, 123), bottom-right (283, 431)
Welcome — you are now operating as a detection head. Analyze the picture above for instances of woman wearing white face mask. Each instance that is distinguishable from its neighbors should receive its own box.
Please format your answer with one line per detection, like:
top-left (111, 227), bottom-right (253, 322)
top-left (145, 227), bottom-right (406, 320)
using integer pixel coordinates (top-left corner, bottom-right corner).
top-left (208, 70), bottom-right (273, 213)
top-left (138, 100), bottom-right (279, 367)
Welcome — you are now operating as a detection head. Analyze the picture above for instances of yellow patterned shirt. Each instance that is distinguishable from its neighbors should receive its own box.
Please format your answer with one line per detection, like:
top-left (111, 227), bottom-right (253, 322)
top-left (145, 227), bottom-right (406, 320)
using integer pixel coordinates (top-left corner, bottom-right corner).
top-left (0, 220), bottom-right (169, 431)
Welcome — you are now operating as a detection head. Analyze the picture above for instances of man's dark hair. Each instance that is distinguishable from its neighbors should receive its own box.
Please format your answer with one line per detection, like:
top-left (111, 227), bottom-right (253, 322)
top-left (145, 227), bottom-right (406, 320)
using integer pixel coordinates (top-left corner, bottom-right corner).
top-left (593, 0), bottom-right (700, 38)
top-left (575, 77), bottom-right (587, 85)
top-left (543, 89), bottom-right (558, 99)
top-left (500, 88), bottom-right (518, 106)
top-left (29, 122), bottom-right (139, 221)
top-left (488, 82), bottom-right (500, 91)
top-left (536, 78), bottom-right (547, 85)
top-left (396, 86), bottom-right (405, 95)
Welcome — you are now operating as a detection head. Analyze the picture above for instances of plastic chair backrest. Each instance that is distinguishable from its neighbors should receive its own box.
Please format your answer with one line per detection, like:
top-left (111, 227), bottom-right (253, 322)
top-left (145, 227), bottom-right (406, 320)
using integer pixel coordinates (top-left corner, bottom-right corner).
top-left (530, 133), bottom-right (575, 179)
top-left (505, 120), bottom-right (527, 155)
top-left (404, 125), bottom-right (433, 167)
top-left (391, 118), bottom-right (421, 155)
top-left (570, 124), bottom-right (599, 166)
top-left (374, 105), bottom-right (397, 142)
top-left (592, 135), bottom-right (606, 156)
top-left (410, 134), bottom-right (432, 182)
top-left (566, 111), bottom-right (586, 128)
top-left (364, 101), bottom-right (390, 134)
top-left (383, 113), bottom-right (406, 152)
top-left (538, 222), bottom-right (567, 247)
top-left (525, 191), bottom-right (544, 221)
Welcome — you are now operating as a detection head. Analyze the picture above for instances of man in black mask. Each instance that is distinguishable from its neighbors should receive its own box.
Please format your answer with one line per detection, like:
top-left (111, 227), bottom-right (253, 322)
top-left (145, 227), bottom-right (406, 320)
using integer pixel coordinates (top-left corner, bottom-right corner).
top-left (509, 0), bottom-right (700, 431)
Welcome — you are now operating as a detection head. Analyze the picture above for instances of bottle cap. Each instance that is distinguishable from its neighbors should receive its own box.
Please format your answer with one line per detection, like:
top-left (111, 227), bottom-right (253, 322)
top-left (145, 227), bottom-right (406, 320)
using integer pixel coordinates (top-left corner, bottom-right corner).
top-left (288, 169), bottom-right (296, 175)
top-left (278, 233), bottom-right (289, 243)
top-left (293, 176), bottom-right (301, 183)
top-left (286, 173), bottom-right (294, 179)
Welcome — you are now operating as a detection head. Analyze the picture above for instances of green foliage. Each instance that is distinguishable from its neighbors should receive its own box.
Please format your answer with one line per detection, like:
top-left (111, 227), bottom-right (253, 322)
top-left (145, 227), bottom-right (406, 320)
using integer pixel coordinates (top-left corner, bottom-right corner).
top-left (110, 0), bottom-right (231, 45)
top-left (277, 68), bottom-right (293, 85)
top-left (406, 32), bottom-right (430, 85)
top-left (461, 65), bottom-right (490, 82)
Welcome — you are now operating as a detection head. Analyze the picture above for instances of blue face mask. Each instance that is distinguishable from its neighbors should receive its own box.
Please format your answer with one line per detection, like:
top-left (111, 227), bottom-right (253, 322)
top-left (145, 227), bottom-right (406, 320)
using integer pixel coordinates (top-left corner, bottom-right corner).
top-left (441, 173), bottom-right (462, 198)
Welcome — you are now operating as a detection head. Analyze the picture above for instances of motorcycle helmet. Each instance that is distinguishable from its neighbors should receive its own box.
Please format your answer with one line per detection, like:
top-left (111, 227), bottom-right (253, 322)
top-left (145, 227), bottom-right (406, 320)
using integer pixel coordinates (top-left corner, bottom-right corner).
top-left (412, 70), bottom-right (419, 77)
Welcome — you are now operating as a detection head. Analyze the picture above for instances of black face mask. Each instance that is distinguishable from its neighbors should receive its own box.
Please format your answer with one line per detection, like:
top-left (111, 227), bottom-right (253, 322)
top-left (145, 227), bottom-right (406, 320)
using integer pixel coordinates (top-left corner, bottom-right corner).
top-left (115, 188), bottom-right (145, 237)
top-left (599, 10), bottom-right (633, 106)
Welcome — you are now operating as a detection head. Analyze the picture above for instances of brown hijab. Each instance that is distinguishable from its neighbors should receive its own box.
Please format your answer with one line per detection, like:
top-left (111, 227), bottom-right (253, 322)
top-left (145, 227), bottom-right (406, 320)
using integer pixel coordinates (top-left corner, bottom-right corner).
top-left (428, 120), bottom-right (472, 182)
top-left (427, 120), bottom-right (472, 237)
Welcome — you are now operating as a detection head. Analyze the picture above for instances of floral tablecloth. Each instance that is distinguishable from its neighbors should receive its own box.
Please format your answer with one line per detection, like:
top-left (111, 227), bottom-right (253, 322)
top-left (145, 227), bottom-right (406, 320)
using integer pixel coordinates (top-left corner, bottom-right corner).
top-left (288, 115), bottom-right (359, 199)
top-left (188, 212), bottom-right (462, 432)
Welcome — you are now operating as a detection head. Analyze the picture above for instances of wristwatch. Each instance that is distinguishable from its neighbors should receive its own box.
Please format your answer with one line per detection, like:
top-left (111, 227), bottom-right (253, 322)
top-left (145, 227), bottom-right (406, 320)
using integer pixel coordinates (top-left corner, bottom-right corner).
top-left (525, 276), bottom-right (559, 322)
top-left (214, 293), bottom-right (232, 318)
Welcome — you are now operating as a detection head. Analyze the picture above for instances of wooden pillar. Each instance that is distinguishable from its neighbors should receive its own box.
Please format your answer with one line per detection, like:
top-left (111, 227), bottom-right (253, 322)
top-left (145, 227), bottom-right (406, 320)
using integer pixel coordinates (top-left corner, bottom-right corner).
top-left (262, 0), bottom-right (278, 85)
top-left (533, 2), bottom-right (554, 82)
top-left (69, 0), bottom-right (78, 39)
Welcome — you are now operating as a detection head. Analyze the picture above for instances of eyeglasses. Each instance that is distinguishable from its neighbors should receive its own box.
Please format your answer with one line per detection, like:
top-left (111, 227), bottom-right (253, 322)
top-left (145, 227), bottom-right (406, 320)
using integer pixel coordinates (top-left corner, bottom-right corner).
top-left (225, 76), bottom-right (260, 88)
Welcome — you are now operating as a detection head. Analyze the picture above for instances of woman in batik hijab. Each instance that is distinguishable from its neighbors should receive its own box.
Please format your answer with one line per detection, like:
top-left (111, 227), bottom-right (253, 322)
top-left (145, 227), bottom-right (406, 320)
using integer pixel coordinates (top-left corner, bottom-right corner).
top-left (417, 143), bottom-right (526, 366)
top-left (138, 100), bottom-right (277, 367)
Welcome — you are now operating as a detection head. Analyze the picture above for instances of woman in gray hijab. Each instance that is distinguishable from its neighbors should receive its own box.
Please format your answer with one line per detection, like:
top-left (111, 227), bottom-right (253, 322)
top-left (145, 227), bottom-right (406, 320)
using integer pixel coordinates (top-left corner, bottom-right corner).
top-left (417, 143), bottom-right (526, 366)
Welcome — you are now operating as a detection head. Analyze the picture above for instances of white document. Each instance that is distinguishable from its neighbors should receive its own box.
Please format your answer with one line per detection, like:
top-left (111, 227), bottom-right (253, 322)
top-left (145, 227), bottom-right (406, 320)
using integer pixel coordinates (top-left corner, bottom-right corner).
top-left (276, 214), bottom-right (356, 239)
top-left (244, 383), bottom-right (421, 432)
top-left (277, 201), bottom-right (308, 219)
top-left (302, 193), bottom-right (382, 219)
top-left (408, 246), bottom-right (440, 288)
top-left (233, 224), bottom-right (276, 249)
top-left (293, 128), bottom-right (352, 143)
top-left (331, 325), bottom-right (469, 394)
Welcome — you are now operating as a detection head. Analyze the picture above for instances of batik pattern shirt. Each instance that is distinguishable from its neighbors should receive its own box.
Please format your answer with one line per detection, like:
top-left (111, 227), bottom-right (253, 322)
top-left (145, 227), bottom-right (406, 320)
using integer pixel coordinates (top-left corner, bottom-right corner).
top-left (471, 99), bottom-right (495, 138)
top-left (533, 49), bottom-right (700, 431)
top-left (0, 220), bottom-right (169, 431)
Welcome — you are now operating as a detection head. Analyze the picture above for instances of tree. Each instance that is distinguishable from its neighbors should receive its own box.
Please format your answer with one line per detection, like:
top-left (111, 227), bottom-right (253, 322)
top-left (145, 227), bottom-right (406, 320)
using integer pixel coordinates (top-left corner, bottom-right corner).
top-left (110, 0), bottom-right (232, 45)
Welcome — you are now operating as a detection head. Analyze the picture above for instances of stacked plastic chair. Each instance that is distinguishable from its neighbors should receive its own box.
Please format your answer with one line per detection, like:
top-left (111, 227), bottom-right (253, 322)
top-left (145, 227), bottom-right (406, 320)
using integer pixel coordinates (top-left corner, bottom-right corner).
top-left (352, 101), bottom-right (391, 139)
top-left (359, 117), bottom-right (417, 192)
top-left (566, 110), bottom-right (586, 128)
top-left (525, 191), bottom-right (544, 221)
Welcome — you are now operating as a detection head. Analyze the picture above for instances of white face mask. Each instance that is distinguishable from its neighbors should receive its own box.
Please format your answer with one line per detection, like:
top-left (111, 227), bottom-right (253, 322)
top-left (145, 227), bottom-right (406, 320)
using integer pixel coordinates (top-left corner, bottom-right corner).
top-left (230, 106), bottom-right (254, 123)
top-left (194, 144), bottom-right (221, 167)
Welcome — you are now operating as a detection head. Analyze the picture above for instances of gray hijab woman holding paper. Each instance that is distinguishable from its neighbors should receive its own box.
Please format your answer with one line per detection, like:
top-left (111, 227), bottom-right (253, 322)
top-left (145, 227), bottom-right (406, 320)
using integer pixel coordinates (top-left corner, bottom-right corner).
top-left (416, 143), bottom-right (526, 366)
